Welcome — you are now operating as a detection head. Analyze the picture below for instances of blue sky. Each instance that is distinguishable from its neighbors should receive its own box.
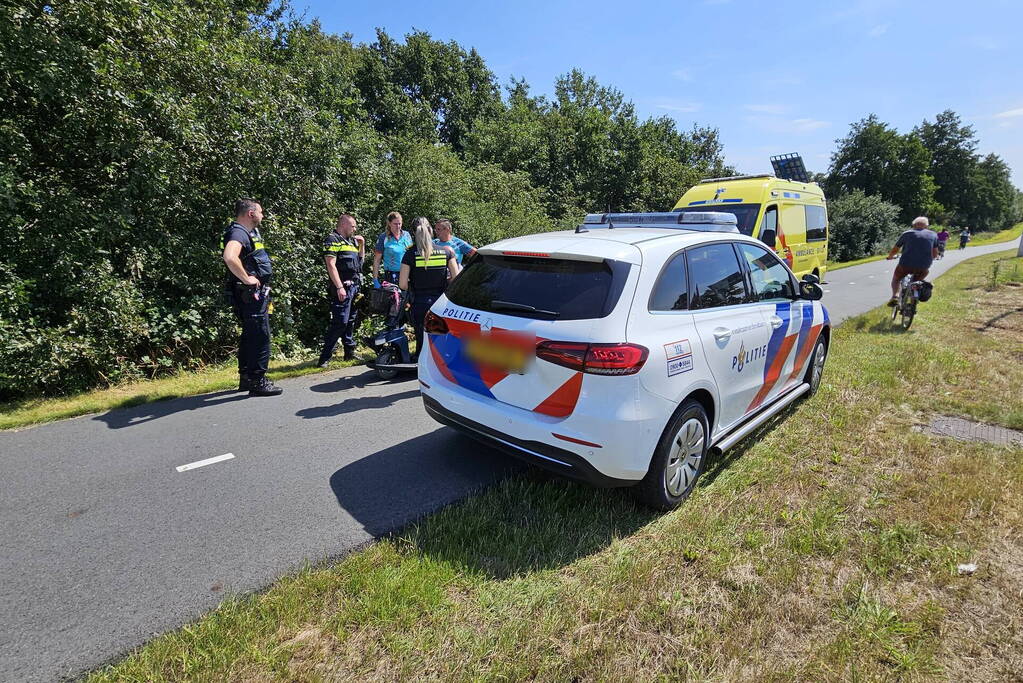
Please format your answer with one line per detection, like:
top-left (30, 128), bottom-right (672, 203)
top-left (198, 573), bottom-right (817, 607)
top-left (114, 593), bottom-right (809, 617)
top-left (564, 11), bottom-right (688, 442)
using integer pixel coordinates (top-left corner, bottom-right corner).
top-left (298, 0), bottom-right (1023, 186)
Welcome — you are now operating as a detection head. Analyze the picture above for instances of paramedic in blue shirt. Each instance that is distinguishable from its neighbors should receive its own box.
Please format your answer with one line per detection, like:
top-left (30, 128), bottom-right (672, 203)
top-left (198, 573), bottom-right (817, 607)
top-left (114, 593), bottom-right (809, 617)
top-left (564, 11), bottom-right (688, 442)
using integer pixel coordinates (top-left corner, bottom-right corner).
top-left (432, 219), bottom-right (476, 265)
top-left (886, 216), bottom-right (938, 306)
top-left (372, 211), bottom-right (413, 285)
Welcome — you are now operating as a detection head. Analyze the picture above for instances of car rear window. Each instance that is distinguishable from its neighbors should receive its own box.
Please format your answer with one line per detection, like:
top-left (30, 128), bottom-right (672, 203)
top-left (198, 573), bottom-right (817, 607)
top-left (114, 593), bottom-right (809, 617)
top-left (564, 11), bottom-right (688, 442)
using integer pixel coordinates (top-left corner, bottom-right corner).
top-left (445, 255), bottom-right (630, 320)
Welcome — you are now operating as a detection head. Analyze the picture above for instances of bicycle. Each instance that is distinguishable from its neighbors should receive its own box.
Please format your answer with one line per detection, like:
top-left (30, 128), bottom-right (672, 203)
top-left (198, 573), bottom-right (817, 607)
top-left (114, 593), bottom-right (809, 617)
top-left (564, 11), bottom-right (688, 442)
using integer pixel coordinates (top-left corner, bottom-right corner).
top-left (891, 275), bottom-right (925, 329)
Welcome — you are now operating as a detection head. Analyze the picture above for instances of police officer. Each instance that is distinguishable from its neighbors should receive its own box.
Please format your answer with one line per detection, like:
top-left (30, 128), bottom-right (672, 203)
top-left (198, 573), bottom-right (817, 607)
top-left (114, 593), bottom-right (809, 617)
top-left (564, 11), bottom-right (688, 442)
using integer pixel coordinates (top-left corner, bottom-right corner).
top-left (318, 213), bottom-right (365, 367)
top-left (222, 198), bottom-right (282, 396)
top-left (399, 217), bottom-right (460, 361)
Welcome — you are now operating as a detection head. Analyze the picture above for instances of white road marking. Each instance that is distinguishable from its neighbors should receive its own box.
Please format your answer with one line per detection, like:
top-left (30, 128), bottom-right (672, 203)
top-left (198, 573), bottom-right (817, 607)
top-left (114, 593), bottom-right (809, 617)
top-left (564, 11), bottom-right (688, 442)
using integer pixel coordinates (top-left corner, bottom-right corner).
top-left (176, 453), bottom-right (234, 473)
top-left (823, 289), bottom-right (831, 293)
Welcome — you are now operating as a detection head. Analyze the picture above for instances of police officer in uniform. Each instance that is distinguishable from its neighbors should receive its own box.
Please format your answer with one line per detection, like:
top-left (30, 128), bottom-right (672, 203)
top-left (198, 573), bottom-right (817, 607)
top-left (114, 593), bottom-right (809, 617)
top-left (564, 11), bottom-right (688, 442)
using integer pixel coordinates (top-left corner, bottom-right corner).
top-left (222, 198), bottom-right (283, 396)
top-left (318, 213), bottom-right (365, 367)
top-left (399, 217), bottom-right (460, 361)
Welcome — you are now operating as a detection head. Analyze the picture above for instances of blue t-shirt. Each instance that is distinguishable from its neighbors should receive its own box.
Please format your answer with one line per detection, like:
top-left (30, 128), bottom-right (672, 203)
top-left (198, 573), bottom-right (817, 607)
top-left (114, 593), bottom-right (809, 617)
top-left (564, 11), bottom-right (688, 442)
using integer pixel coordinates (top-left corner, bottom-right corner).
top-left (895, 228), bottom-right (938, 269)
top-left (375, 231), bottom-right (413, 272)
top-left (433, 236), bottom-right (475, 264)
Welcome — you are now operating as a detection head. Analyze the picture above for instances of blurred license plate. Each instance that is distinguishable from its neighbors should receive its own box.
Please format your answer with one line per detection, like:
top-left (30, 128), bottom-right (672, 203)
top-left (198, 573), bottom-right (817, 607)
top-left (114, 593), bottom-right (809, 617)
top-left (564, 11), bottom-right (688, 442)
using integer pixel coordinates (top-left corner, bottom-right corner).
top-left (465, 336), bottom-right (532, 373)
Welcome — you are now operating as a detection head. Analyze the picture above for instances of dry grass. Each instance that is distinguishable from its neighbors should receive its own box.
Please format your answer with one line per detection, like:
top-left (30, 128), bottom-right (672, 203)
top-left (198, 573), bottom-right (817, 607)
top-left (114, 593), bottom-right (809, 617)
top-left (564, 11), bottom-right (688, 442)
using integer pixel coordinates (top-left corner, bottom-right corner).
top-left (91, 254), bottom-right (1023, 682)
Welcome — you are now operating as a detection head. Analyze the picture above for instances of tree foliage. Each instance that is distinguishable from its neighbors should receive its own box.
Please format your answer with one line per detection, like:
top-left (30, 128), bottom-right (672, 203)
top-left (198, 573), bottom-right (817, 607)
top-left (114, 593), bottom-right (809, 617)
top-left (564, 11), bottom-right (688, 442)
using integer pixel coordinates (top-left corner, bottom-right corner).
top-left (826, 110), bottom-right (1019, 230)
top-left (0, 1), bottom-right (729, 399)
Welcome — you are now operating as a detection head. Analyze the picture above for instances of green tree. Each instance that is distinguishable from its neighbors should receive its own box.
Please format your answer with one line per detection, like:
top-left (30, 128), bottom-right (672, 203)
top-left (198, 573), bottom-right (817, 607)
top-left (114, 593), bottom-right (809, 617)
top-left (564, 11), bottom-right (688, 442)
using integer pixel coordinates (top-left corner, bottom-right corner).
top-left (914, 110), bottom-right (978, 221)
top-left (825, 115), bottom-right (939, 222)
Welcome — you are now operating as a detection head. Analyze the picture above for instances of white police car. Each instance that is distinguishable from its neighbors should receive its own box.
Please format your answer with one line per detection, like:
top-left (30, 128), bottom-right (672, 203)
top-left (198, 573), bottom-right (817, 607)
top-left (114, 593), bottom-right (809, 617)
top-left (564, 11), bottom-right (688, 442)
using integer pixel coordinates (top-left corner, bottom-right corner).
top-left (418, 212), bottom-right (829, 509)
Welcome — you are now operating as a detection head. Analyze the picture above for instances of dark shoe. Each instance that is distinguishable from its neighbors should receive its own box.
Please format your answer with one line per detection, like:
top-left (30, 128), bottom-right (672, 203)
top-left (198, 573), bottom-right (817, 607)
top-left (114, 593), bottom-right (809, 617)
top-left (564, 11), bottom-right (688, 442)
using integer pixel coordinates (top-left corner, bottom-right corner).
top-left (343, 346), bottom-right (356, 361)
top-left (249, 378), bottom-right (283, 397)
top-left (887, 297), bottom-right (898, 307)
top-left (238, 375), bottom-right (254, 392)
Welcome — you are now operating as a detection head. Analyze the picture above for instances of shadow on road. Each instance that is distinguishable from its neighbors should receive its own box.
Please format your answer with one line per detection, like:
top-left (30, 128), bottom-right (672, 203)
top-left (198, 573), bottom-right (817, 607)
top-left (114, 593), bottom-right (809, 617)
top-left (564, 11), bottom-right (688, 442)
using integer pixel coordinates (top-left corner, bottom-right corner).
top-left (297, 389), bottom-right (421, 419)
top-left (92, 390), bottom-right (249, 429)
top-left (329, 429), bottom-right (519, 537)
top-left (307, 368), bottom-right (412, 393)
top-left (331, 428), bottom-right (663, 579)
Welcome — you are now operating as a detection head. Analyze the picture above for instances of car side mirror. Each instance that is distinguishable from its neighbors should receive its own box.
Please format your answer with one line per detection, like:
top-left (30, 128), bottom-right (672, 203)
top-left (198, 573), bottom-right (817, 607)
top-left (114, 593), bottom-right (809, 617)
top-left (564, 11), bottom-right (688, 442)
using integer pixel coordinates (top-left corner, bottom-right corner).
top-left (801, 273), bottom-right (820, 284)
top-left (760, 229), bottom-right (776, 248)
top-left (800, 281), bottom-right (823, 301)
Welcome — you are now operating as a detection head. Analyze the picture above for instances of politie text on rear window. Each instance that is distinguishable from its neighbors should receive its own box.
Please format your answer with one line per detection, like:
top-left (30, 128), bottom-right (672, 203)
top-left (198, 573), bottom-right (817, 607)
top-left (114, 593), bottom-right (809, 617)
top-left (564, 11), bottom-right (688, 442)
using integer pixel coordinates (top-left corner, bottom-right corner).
top-left (445, 255), bottom-right (628, 320)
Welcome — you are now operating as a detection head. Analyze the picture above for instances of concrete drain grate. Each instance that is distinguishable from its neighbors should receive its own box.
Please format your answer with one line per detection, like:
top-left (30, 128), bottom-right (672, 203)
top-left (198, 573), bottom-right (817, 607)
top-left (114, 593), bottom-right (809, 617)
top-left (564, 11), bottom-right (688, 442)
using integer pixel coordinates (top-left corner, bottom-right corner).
top-left (914, 415), bottom-right (1023, 447)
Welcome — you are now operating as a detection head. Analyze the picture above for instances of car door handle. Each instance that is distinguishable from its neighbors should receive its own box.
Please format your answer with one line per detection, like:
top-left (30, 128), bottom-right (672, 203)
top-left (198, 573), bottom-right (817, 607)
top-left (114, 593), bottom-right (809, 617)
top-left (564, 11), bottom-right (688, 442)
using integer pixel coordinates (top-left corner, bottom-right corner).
top-left (769, 315), bottom-right (784, 330)
top-left (713, 327), bottom-right (731, 343)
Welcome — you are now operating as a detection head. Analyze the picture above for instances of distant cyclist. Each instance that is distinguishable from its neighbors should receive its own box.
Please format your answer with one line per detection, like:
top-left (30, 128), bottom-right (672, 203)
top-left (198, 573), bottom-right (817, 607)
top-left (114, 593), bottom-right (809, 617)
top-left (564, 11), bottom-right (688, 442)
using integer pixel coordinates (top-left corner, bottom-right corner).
top-left (935, 227), bottom-right (949, 259)
top-left (886, 216), bottom-right (938, 307)
top-left (959, 226), bottom-right (971, 249)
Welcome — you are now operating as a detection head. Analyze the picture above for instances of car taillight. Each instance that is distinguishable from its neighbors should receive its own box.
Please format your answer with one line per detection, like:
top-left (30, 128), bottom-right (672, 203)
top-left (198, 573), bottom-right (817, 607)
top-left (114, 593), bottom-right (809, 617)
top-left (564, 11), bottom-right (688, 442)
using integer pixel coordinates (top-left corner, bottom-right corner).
top-left (536, 341), bottom-right (648, 376)
top-left (424, 311), bottom-right (449, 335)
top-left (585, 344), bottom-right (649, 375)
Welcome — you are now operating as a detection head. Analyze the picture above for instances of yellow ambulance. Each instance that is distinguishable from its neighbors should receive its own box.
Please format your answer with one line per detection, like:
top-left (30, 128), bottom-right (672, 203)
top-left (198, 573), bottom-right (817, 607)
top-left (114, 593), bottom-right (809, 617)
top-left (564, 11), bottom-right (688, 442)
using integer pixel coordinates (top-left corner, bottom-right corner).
top-left (671, 167), bottom-right (829, 279)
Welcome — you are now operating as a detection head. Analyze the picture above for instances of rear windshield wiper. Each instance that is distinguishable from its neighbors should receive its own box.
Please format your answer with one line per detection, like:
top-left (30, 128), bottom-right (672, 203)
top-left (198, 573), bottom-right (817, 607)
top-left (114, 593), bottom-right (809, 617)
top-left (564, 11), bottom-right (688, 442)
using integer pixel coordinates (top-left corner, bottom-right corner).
top-left (491, 300), bottom-right (561, 318)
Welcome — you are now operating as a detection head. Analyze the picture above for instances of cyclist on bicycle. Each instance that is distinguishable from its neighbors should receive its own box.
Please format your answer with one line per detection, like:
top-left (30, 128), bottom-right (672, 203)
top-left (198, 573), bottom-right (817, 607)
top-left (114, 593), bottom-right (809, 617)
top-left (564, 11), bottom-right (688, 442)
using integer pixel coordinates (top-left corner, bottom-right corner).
top-left (886, 216), bottom-right (938, 307)
top-left (935, 227), bottom-right (949, 259)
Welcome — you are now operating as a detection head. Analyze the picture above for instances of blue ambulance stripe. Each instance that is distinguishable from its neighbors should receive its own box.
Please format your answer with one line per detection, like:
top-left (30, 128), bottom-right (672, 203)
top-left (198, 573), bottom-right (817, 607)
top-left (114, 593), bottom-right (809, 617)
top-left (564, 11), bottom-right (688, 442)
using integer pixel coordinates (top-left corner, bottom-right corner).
top-left (720, 198), bottom-right (743, 203)
top-left (688, 200), bottom-right (708, 205)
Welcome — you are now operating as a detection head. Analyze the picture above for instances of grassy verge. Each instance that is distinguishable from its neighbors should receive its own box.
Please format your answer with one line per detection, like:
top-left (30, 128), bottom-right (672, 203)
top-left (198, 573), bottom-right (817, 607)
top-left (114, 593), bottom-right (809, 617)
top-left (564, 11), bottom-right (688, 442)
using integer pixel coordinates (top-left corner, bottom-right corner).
top-left (92, 252), bottom-right (1023, 681)
top-left (826, 222), bottom-right (1023, 272)
top-left (0, 354), bottom-right (367, 432)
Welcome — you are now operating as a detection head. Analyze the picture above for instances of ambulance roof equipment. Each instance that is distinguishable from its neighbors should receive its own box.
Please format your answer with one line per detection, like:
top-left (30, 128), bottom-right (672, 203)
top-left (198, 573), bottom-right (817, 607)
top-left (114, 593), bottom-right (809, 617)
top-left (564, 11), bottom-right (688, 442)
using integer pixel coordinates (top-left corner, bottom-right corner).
top-left (770, 153), bottom-right (810, 183)
top-left (580, 211), bottom-right (740, 233)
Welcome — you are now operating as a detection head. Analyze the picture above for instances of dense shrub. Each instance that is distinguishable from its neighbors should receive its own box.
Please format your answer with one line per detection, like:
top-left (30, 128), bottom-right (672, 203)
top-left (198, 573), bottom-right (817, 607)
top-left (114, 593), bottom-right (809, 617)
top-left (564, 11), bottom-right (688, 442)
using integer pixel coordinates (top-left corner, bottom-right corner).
top-left (827, 190), bottom-right (903, 262)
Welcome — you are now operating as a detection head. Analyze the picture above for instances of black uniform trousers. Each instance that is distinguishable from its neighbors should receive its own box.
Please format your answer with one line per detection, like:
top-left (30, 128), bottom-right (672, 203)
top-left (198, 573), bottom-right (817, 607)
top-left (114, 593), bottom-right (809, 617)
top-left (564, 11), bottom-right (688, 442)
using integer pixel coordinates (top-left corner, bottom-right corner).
top-left (319, 284), bottom-right (359, 363)
top-left (232, 285), bottom-right (271, 380)
top-left (410, 292), bottom-right (440, 361)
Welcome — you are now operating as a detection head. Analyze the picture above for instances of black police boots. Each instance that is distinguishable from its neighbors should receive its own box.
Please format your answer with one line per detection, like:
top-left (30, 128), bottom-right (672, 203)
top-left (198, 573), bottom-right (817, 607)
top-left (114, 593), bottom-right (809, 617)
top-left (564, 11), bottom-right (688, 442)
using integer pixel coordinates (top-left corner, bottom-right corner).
top-left (249, 377), bottom-right (283, 397)
top-left (238, 374), bottom-right (254, 392)
top-left (343, 345), bottom-right (356, 361)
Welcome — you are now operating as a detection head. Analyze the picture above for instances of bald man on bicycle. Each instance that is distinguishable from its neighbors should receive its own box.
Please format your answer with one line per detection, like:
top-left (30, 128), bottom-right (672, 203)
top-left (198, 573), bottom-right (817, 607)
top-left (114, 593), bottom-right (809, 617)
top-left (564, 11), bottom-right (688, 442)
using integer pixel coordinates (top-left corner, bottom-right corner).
top-left (886, 216), bottom-right (938, 307)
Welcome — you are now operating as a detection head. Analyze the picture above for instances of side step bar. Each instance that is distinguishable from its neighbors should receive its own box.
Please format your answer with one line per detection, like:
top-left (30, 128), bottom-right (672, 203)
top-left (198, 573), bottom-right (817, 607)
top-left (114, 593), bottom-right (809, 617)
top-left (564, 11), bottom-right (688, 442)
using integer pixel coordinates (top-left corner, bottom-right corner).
top-left (710, 383), bottom-right (810, 454)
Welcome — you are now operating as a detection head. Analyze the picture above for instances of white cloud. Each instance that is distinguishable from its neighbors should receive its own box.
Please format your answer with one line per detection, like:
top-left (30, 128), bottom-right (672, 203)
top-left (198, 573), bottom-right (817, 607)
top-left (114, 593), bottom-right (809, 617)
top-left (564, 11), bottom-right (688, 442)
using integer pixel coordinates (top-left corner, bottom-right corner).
top-left (655, 101), bottom-right (702, 113)
top-left (744, 103), bottom-right (788, 115)
top-left (791, 118), bottom-right (830, 132)
top-left (868, 23), bottom-right (889, 38)
top-left (744, 116), bottom-right (830, 134)
top-left (671, 68), bottom-right (693, 82)
top-left (994, 107), bottom-right (1023, 119)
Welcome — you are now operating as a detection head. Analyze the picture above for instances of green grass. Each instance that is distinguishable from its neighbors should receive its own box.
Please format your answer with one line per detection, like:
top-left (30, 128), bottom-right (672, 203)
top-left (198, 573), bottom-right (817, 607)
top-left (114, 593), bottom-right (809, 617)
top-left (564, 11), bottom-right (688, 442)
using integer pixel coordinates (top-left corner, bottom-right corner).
top-left (826, 221), bottom-right (1023, 272)
top-left (90, 252), bottom-right (1023, 682)
top-left (0, 354), bottom-right (367, 432)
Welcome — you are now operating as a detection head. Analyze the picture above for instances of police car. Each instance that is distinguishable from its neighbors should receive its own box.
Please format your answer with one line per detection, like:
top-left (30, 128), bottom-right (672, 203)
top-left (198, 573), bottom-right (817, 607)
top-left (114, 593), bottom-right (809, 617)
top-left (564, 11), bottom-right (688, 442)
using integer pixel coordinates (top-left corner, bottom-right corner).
top-left (418, 212), bottom-right (829, 510)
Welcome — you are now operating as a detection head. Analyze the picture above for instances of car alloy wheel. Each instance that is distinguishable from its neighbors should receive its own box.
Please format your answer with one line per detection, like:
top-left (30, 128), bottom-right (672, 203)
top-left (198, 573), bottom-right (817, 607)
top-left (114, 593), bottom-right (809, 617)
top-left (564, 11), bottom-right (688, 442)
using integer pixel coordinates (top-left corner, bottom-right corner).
top-left (665, 418), bottom-right (704, 497)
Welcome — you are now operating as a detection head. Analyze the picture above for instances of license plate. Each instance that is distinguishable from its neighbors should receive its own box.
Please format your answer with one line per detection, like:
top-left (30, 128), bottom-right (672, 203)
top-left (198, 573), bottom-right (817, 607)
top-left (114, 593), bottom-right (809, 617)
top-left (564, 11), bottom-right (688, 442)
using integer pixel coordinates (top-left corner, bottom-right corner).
top-left (465, 335), bottom-right (533, 373)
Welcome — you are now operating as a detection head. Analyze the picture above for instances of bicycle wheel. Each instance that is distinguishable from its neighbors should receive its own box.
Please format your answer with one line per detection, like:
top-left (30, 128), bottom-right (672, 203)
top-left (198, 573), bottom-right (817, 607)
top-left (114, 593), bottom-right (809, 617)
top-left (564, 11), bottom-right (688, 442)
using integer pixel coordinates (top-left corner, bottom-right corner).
top-left (901, 301), bottom-right (915, 330)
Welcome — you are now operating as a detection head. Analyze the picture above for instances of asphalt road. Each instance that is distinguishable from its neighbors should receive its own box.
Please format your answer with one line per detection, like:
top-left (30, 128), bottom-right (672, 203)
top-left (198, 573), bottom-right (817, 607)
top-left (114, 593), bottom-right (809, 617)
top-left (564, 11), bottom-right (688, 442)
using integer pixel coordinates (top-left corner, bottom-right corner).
top-left (0, 242), bottom-right (1016, 682)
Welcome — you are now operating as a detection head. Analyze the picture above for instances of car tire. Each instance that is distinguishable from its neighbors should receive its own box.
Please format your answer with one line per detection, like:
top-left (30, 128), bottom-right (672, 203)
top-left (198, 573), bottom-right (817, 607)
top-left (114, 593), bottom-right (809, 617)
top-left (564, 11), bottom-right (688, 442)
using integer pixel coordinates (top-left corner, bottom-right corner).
top-left (803, 335), bottom-right (828, 396)
top-left (634, 399), bottom-right (709, 511)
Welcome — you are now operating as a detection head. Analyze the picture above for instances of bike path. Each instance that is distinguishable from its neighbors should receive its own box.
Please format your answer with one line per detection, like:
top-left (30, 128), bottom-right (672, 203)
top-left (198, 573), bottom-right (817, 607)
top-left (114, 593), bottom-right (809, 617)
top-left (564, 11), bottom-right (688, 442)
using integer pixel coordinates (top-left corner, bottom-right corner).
top-left (0, 243), bottom-right (1016, 681)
